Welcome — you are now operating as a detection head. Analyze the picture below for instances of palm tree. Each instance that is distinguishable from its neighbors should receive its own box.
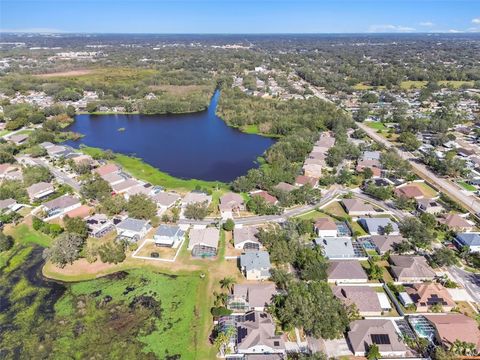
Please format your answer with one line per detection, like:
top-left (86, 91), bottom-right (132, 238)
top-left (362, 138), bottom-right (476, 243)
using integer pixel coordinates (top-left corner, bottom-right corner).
top-left (220, 277), bottom-right (235, 292)
top-left (213, 292), bottom-right (229, 307)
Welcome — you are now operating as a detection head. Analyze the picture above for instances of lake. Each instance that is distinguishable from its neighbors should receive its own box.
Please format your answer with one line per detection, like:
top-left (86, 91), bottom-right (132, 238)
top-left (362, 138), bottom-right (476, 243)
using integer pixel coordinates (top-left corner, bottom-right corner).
top-left (66, 90), bottom-right (275, 182)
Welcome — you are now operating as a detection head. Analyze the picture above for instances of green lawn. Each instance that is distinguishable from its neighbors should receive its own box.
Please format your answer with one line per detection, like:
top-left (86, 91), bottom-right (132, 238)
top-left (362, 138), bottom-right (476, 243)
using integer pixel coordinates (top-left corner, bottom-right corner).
top-left (414, 181), bottom-right (438, 198)
top-left (295, 210), bottom-right (331, 221)
top-left (458, 181), bottom-right (476, 192)
top-left (366, 122), bottom-right (387, 131)
top-left (0, 130), bottom-right (11, 137)
top-left (9, 224), bottom-right (53, 247)
top-left (81, 146), bottom-right (228, 192)
top-left (401, 80), bottom-right (474, 90)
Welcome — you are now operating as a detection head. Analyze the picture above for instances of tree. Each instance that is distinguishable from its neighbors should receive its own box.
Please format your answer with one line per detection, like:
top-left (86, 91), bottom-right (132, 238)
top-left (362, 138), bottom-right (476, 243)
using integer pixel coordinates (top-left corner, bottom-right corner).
top-left (223, 218), bottom-right (235, 231)
top-left (127, 194), bottom-right (157, 220)
top-left (184, 201), bottom-right (210, 220)
top-left (43, 232), bottom-right (85, 268)
top-left (399, 217), bottom-right (434, 249)
top-left (431, 248), bottom-right (458, 267)
top-left (367, 344), bottom-right (381, 360)
top-left (398, 132), bottom-right (421, 151)
top-left (362, 167), bottom-right (374, 179)
top-left (63, 216), bottom-right (89, 240)
top-left (214, 326), bottom-right (236, 357)
top-left (219, 277), bottom-right (235, 292)
top-left (101, 195), bottom-right (127, 215)
top-left (22, 165), bottom-right (53, 187)
top-left (367, 262), bottom-right (383, 280)
top-left (81, 174), bottom-right (111, 201)
top-left (247, 195), bottom-right (280, 216)
top-left (383, 223), bottom-right (394, 236)
top-left (0, 232), bottom-right (14, 252)
top-left (294, 246), bottom-right (328, 281)
top-left (97, 241), bottom-right (126, 264)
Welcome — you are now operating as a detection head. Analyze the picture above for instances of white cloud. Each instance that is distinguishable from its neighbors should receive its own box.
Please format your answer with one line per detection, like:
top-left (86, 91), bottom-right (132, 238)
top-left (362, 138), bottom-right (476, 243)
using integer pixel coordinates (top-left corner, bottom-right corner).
top-left (472, 18), bottom-right (480, 24)
top-left (419, 21), bottom-right (434, 27)
top-left (447, 29), bottom-right (462, 33)
top-left (0, 27), bottom-right (64, 33)
top-left (368, 24), bottom-right (416, 33)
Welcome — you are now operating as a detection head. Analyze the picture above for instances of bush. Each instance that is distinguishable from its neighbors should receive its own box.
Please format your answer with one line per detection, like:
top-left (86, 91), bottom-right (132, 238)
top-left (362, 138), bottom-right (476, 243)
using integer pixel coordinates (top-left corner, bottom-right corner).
top-left (0, 232), bottom-right (14, 252)
top-left (211, 306), bottom-right (232, 317)
top-left (223, 218), bottom-right (235, 231)
top-left (97, 241), bottom-right (126, 264)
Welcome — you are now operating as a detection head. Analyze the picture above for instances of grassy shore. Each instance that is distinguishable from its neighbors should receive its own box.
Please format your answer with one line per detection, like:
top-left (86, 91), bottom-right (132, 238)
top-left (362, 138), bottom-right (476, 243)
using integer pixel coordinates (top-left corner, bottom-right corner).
top-left (80, 146), bottom-right (228, 192)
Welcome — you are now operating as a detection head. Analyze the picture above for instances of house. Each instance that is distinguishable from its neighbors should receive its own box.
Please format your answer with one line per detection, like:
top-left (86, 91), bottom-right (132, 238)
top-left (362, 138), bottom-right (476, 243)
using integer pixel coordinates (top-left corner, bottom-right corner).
top-left (101, 172), bottom-right (127, 185)
top-left (42, 195), bottom-right (81, 218)
top-left (94, 163), bottom-right (120, 177)
top-left (228, 283), bottom-right (277, 312)
top-left (115, 218), bottom-right (151, 242)
top-left (302, 163), bottom-right (322, 178)
top-left (46, 145), bottom-right (71, 158)
top-left (240, 251), bottom-right (271, 280)
top-left (181, 191), bottom-right (212, 207)
top-left (234, 227), bottom-right (261, 251)
top-left (294, 175), bottom-right (318, 188)
top-left (219, 192), bottom-right (245, 219)
top-left (315, 237), bottom-right (356, 259)
top-left (188, 228), bottom-right (219, 257)
top-left (273, 182), bottom-right (296, 193)
top-left (347, 319), bottom-right (408, 357)
top-left (439, 213), bottom-right (474, 232)
top-left (8, 133), bottom-right (29, 145)
top-left (359, 218), bottom-right (400, 236)
top-left (406, 283), bottom-right (455, 312)
top-left (417, 199), bottom-right (444, 215)
top-left (314, 218), bottom-right (338, 237)
top-left (153, 225), bottom-right (184, 248)
top-left (111, 179), bottom-right (138, 194)
top-left (151, 192), bottom-right (180, 212)
top-left (26, 182), bottom-right (54, 201)
top-left (394, 185), bottom-right (424, 200)
top-left (124, 184), bottom-right (151, 199)
top-left (0, 163), bottom-right (16, 178)
top-left (65, 205), bottom-right (92, 219)
top-left (369, 235), bottom-right (406, 254)
top-left (377, 292), bottom-right (392, 312)
top-left (327, 260), bottom-right (368, 283)
top-left (315, 134), bottom-right (335, 151)
top-left (71, 154), bottom-right (93, 167)
top-left (219, 311), bottom-right (286, 356)
top-left (250, 190), bottom-right (278, 205)
top-left (424, 314), bottom-right (480, 352)
top-left (454, 233), bottom-right (480, 253)
top-left (388, 255), bottom-right (436, 282)
top-left (0, 198), bottom-right (18, 213)
top-left (342, 198), bottom-right (376, 216)
top-left (362, 151), bottom-right (381, 161)
top-left (85, 214), bottom-right (114, 238)
top-left (333, 286), bottom-right (382, 316)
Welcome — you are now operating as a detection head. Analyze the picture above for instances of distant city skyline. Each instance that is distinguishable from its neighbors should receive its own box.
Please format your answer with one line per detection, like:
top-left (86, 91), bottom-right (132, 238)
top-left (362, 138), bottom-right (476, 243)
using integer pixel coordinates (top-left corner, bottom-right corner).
top-left (1, 0), bottom-right (480, 34)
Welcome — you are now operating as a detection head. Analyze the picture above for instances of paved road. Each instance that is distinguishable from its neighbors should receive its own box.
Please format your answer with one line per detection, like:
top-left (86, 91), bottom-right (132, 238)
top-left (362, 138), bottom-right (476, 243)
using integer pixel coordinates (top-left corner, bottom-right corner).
top-left (448, 266), bottom-right (480, 303)
top-left (32, 157), bottom-right (81, 192)
top-left (357, 122), bottom-right (480, 214)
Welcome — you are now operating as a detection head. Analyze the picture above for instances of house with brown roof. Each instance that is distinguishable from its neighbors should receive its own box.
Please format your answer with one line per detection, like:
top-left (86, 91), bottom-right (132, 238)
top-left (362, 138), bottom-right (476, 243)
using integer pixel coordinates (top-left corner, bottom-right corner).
top-left (250, 190), bottom-right (278, 206)
top-left (234, 226), bottom-right (260, 251)
top-left (294, 175), bottom-right (318, 188)
top-left (327, 260), bottom-right (368, 284)
top-left (181, 191), bottom-right (212, 207)
top-left (111, 179), bottom-right (139, 194)
top-left (228, 283), bottom-right (277, 312)
top-left (439, 213), bottom-right (474, 232)
top-left (94, 163), bottom-right (120, 177)
top-left (302, 163), bottom-right (322, 178)
top-left (388, 255), bottom-right (436, 282)
top-left (347, 319), bottom-right (408, 357)
top-left (370, 235), bottom-right (406, 254)
top-left (65, 205), bottom-right (92, 220)
top-left (27, 182), bottom-right (54, 201)
top-left (219, 192), bottom-right (245, 219)
top-left (333, 286), bottom-right (383, 316)
top-left (273, 182), bottom-right (296, 193)
top-left (425, 314), bottom-right (480, 352)
top-left (152, 192), bottom-right (181, 212)
top-left (406, 283), bottom-right (455, 312)
top-left (188, 228), bottom-right (219, 257)
top-left (8, 133), bottom-right (29, 145)
top-left (342, 198), bottom-right (376, 216)
top-left (42, 195), bottom-right (81, 219)
top-left (394, 185), bottom-right (424, 200)
top-left (314, 218), bottom-right (338, 237)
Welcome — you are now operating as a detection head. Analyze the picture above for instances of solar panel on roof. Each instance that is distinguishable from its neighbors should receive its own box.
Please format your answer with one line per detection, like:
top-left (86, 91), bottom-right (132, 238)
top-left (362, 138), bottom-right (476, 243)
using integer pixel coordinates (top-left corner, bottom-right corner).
top-left (371, 334), bottom-right (391, 345)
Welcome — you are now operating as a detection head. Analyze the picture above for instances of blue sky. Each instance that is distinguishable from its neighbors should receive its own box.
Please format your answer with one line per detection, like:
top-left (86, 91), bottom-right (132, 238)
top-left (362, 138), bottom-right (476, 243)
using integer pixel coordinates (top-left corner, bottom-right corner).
top-left (1, 0), bottom-right (480, 34)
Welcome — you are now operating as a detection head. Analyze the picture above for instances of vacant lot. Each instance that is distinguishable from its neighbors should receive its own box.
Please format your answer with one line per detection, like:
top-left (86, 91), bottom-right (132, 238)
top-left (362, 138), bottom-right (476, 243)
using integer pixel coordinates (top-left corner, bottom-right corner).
top-left (34, 69), bottom-right (95, 78)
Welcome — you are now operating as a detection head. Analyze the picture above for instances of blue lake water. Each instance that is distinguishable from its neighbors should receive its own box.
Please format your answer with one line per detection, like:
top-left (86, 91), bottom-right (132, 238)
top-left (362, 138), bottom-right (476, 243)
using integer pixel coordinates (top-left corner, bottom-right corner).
top-left (66, 90), bottom-right (274, 182)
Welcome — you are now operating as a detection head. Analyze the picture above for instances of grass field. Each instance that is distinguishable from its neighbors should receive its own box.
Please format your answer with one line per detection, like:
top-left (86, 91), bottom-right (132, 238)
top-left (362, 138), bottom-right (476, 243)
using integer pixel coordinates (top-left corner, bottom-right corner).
top-left (6, 224), bottom-right (53, 247)
top-left (413, 181), bottom-right (439, 198)
top-left (458, 181), bottom-right (476, 192)
top-left (81, 146), bottom-right (227, 192)
top-left (366, 122), bottom-right (387, 131)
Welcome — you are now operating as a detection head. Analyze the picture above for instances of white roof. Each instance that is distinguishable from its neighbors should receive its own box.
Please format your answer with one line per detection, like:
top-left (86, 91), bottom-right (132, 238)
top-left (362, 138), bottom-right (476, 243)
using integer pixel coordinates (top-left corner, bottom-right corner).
top-left (377, 292), bottom-right (391, 309)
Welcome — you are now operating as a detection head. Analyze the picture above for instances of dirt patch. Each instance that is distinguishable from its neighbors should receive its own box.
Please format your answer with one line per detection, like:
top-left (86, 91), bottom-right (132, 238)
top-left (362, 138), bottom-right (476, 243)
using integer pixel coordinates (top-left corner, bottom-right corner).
top-left (35, 69), bottom-right (94, 78)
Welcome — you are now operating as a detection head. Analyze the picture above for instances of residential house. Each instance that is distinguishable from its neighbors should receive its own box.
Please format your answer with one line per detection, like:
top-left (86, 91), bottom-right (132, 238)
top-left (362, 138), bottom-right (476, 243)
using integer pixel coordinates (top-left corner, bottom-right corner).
top-left (417, 199), bottom-right (444, 215)
top-left (362, 151), bottom-right (381, 161)
top-left (333, 286), bottom-right (383, 316)
top-left (327, 260), bottom-right (368, 283)
top-left (8, 133), bottom-right (29, 145)
top-left (228, 283), bottom-right (277, 313)
top-left (85, 214), bottom-right (114, 238)
top-left (234, 226), bottom-right (261, 251)
top-left (111, 179), bottom-right (139, 194)
top-left (94, 163), bottom-right (120, 177)
top-left (315, 237), bottom-right (356, 259)
top-left (302, 163), bottom-right (322, 178)
top-left (273, 182), bottom-right (296, 193)
top-left (406, 283), bottom-right (455, 312)
top-left (0, 163), bottom-right (16, 178)
top-left (219, 192), bottom-right (245, 219)
top-left (42, 195), bottom-right (81, 218)
top-left (342, 198), bottom-right (376, 216)
top-left (454, 233), bottom-right (480, 253)
top-left (181, 191), bottom-right (212, 207)
top-left (439, 213), bottom-right (474, 232)
top-left (347, 319), bottom-right (408, 357)
top-left (102, 172), bottom-right (127, 186)
top-left (394, 185), bottom-right (424, 200)
top-left (188, 228), bottom-right (219, 257)
top-left (359, 218), bottom-right (400, 236)
top-left (314, 218), bottom-right (338, 237)
top-left (124, 184), bottom-right (151, 199)
top-left (115, 218), bottom-right (151, 242)
top-left (250, 190), bottom-right (278, 206)
top-left (151, 192), bottom-right (180, 212)
top-left (26, 182), bottom-right (54, 201)
top-left (153, 225), bottom-right (184, 248)
top-left (369, 235), bottom-right (406, 254)
top-left (388, 255), bottom-right (436, 282)
top-left (65, 205), bottom-right (92, 219)
top-left (424, 314), bottom-right (480, 352)
top-left (0, 198), bottom-right (17, 213)
top-left (294, 175), bottom-right (318, 188)
top-left (240, 251), bottom-right (272, 280)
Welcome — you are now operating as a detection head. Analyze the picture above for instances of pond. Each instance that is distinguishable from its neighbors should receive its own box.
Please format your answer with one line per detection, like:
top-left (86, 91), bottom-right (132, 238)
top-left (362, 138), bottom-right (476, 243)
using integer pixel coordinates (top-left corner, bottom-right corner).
top-left (66, 90), bottom-right (275, 182)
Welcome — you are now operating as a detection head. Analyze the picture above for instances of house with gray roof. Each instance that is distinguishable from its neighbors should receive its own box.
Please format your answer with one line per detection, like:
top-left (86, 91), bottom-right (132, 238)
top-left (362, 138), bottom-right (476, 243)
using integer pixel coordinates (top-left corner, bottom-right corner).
top-left (315, 236), bottom-right (356, 259)
top-left (370, 235), bottom-right (406, 254)
top-left (359, 217), bottom-right (400, 236)
top-left (27, 182), bottom-right (54, 201)
top-left (347, 319), bottom-right (407, 357)
top-left (388, 255), bottom-right (436, 282)
top-left (42, 195), bottom-right (81, 219)
top-left (333, 286), bottom-right (383, 316)
top-left (240, 251), bottom-right (271, 280)
top-left (234, 226), bottom-right (260, 251)
top-left (154, 225), bottom-right (184, 248)
top-left (0, 198), bottom-right (17, 213)
top-left (188, 228), bottom-right (219, 257)
top-left (327, 260), bottom-right (368, 283)
top-left (152, 192), bottom-right (181, 211)
top-left (115, 218), bottom-right (151, 242)
top-left (219, 192), bottom-right (245, 219)
top-left (229, 283), bottom-right (277, 313)
top-left (362, 151), bottom-right (381, 161)
top-left (181, 191), bottom-right (212, 207)
top-left (454, 232), bottom-right (480, 253)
